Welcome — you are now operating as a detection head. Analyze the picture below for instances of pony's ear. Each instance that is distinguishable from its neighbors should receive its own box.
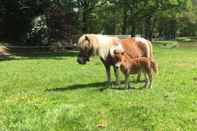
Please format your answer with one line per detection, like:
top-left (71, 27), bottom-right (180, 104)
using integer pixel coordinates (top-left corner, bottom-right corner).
top-left (113, 49), bottom-right (118, 54)
top-left (121, 52), bottom-right (125, 55)
top-left (85, 35), bottom-right (89, 41)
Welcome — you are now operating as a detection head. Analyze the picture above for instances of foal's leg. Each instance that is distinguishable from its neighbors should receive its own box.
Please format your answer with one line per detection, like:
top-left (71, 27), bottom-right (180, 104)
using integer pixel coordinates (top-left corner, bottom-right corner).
top-left (113, 65), bottom-right (120, 85)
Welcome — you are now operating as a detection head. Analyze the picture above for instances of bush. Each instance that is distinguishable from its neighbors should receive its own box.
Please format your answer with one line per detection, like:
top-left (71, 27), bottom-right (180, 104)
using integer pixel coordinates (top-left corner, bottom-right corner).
top-left (24, 15), bottom-right (48, 46)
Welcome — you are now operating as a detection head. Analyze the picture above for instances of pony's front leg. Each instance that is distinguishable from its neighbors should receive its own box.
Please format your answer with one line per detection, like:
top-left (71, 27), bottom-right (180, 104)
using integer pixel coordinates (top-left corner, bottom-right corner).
top-left (137, 71), bottom-right (141, 82)
top-left (105, 65), bottom-right (111, 85)
top-left (113, 66), bottom-right (120, 85)
top-left (99, 65), bottom-right (112, 91)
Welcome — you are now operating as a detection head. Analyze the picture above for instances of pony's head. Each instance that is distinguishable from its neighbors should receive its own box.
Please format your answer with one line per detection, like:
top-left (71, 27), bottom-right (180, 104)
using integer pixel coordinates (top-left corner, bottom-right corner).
top-left (77, 35), bottom-right (97, 64)
top-left (77, 34), bottom-right (123, 64)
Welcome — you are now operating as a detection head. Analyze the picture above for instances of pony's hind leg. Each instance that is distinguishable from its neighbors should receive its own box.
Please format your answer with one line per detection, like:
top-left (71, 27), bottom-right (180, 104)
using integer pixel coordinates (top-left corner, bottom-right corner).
top-left (137, 71), bottom-right (142, 82)
top-left (147, 72), bottom-right (153, 88)
top-left (144, 72), bottom-right (149, 88)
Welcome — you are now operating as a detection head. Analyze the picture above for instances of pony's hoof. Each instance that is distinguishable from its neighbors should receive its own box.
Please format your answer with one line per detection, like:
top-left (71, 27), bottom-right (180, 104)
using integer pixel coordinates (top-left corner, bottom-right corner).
top-left (105, 81), bottom-right (111, 84)
top-left (115, 82), bottom-right (121, 86)
top-left (125, 84), bottom-right (131, 89)
top-left (99, 88), bottom-right (106, 91)
top-left (136, 77), bottom-right (142, 82)
top-left (127, 86), bottom-right (134, 90)
top-left (143, 85), bottom-right (148, 88)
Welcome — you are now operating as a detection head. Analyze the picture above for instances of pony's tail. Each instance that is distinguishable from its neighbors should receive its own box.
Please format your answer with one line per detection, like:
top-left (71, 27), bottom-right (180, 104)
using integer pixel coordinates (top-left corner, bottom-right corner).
top-left (146, 40), bottom-right (154, 59)
top-left (151, 60), bottom-right (158, 74)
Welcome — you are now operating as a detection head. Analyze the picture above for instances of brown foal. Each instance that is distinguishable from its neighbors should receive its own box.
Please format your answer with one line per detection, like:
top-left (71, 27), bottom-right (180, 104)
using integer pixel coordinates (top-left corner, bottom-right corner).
top-left (113, 50), bottom-right (157, 89)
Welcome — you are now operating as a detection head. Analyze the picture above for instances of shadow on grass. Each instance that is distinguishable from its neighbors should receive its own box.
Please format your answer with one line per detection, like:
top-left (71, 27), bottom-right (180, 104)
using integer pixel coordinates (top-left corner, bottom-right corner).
top-left (0, 50), bottom-right (78, 61)
top-left (46, 82), bottom-right (107, 92)
top-left (46, 80), bottom-right (146, 92)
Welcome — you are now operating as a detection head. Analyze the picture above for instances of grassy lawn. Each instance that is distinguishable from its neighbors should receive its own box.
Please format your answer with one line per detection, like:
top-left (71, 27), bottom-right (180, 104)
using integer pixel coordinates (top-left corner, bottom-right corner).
top-left (0, 45), bottom-right (197, 130)
top-left (154, 36), bottom-right (197, 48)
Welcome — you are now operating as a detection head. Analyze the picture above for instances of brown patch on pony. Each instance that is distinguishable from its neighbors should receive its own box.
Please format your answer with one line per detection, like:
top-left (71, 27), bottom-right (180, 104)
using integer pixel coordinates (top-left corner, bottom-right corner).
top-left (120, 37), bottom-right (153, 59)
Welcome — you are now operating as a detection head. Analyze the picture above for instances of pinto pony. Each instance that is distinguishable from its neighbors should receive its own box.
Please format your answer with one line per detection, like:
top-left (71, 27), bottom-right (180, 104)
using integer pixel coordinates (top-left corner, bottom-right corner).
top-left (77, 34), bottom-right (153, 85)
top-left (113, 50), bottom-right (157, 88)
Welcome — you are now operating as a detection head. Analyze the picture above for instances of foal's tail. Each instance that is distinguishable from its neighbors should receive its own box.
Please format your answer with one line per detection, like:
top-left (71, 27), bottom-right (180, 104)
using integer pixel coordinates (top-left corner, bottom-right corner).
top-left (150, 60), bottom-right (158, 74)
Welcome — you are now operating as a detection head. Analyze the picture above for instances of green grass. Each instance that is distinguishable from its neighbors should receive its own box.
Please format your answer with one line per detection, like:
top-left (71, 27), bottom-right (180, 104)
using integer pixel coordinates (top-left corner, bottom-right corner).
top-left (154, 41), bottom-right (178, 48)
top-left (154, 36), bottom-right (197, 48)
top-left (176, 36), bottom-right (197, 42)
top-left (1, 46), bottom-right (197, 130)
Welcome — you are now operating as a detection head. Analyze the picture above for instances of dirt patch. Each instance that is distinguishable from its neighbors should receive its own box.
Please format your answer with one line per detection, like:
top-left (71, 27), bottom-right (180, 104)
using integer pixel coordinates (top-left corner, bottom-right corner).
top-left (193, 77), bottom-right (197, 81)
top-left (176, 42), bottom-right (197, 48)
top-left (0, 47), bottom-right (11, 58)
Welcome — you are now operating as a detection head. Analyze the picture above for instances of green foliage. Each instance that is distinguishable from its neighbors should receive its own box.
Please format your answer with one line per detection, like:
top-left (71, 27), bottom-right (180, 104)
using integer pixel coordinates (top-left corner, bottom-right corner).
top-left (177, 0), bottom-right (197, 36)
top-left (0, 0), bottom-right (50, 41)
top-left (0, 0), bottom-right (196, 44)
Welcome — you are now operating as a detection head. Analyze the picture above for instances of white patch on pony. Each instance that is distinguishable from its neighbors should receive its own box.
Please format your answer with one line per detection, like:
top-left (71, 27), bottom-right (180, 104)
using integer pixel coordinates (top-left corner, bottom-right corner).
top-left (95, 35), bottom-right (113, 59)
top-left (96, 35), bottom-right (122, 59)
top-left (135, 37), bottom-right (148, 44)
top-left (115, 62), bottom-right (121, 68)
top-left (110, 43), bottom-right (124, 57)
top-left (135, 37), bottom-right (150, 58)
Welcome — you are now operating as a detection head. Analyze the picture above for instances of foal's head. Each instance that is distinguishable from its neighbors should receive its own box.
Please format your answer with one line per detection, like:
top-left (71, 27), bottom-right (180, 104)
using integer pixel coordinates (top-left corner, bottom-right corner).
top-left (113, 49), bottom-right (126, 68)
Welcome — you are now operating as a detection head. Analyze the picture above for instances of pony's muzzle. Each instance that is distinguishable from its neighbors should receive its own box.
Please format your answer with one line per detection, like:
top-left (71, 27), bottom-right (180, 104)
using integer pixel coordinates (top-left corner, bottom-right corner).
top-left (77, 57), bottom-right (86, 64)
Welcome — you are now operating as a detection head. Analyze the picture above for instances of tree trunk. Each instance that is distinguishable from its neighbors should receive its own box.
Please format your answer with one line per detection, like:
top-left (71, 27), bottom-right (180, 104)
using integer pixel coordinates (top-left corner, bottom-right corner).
top-left (82, 11), bottom-right (88, 33)
top-left (144, 16), bottom-right (154, 41)
top-left (130, 23), bottom-right (136, 37)
top-left (122, 8), bottom-right (127, 34)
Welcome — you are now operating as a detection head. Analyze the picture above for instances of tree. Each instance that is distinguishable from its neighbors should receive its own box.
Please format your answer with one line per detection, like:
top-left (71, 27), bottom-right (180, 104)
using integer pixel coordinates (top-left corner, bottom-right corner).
top-left (177, 0), bottom-right (197, 36)
top-left (75, 0), bottom-right (107, 33)
top-left (0, 0), bottom-right (50, 42)
top-left (0, 0), bottom-right (196, 46)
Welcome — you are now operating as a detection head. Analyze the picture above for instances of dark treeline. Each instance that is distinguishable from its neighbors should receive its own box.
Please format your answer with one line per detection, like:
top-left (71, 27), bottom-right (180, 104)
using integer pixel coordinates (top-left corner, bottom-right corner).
top-left (0, 0), bottom-right (196, 46)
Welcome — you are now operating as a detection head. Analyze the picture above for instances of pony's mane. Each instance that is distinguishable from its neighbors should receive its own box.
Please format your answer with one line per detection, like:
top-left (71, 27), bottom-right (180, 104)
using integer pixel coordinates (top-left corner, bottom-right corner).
top-left (78, 34), bottom-right (123, 59)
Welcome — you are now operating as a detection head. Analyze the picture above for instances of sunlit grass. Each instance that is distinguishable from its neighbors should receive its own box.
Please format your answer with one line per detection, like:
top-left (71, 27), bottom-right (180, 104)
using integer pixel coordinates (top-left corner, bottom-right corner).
top-left (0, 46), bottom-right (197, 130)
